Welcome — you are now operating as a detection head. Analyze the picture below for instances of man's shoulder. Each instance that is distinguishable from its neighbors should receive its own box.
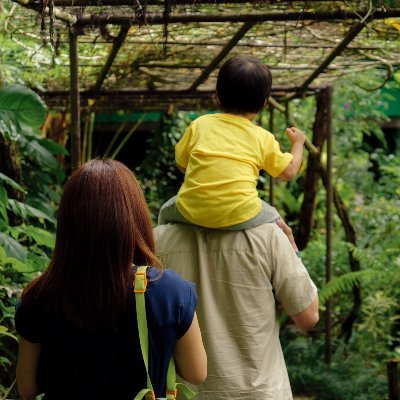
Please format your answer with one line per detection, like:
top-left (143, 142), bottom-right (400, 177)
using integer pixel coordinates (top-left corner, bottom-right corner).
top-left (154, 223), bottom-right (284, 253)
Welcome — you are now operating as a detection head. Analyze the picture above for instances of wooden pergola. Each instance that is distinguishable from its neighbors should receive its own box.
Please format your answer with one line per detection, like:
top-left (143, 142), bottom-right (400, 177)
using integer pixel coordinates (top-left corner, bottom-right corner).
top-left (4, 0), bottom-right (399, 165)
top-left (3, 0), bottom-right (400, 376)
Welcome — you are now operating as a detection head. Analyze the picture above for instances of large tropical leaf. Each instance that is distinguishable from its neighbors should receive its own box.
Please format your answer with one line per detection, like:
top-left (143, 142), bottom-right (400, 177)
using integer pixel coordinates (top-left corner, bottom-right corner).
top-left (7, 199), bottom-right (56, 224)
top-left (0, 232), bottom-right (27, 261)
top-left (16, 225), bottom-right (55, 248)
top-left (0, 172), bottom-right (25, 193)
top-left (26, 140), bottom-right (59, 169)
top-left (0, 85), bottom-right (47, 129)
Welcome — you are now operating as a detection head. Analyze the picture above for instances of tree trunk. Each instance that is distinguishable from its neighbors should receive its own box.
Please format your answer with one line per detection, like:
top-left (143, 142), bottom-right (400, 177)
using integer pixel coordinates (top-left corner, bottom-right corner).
top-left (0, 137), bottom-right (24, 225)
top-left (295, 90), bottom-right (328, 250)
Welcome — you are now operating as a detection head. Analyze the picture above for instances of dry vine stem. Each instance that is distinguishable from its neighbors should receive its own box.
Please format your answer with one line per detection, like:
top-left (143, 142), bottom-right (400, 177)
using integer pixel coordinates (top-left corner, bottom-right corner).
top-left (268, 96), bottom-right (319, 156)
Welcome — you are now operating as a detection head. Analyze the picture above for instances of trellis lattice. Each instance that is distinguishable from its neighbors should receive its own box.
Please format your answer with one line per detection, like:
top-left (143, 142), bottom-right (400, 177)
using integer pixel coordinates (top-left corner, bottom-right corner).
top-left (1, 0), bottom-right (400, 111)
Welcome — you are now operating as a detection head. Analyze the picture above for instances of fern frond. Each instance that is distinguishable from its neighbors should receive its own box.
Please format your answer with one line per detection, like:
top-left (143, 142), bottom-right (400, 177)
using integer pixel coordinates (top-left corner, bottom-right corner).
top-left (346, 243), bottom-right (383, 270)
top-left (319, 269), bottom-right (379, 307)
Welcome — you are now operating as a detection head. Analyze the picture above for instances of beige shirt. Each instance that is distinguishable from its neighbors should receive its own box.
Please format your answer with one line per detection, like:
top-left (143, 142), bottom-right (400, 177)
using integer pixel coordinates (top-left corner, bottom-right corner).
top-left (154, 223), bottom-right (318, 400)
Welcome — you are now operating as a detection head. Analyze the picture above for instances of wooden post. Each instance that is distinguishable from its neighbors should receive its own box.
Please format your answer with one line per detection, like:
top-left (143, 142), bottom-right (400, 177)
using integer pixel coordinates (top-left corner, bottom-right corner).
top-left (69, 27), bottom-right (81, 170)
top-left (325, 86), bottom-right (333, 365)
top-left (388, 359), bottom-right (399, 400)
top-left (296, 90), bottom-right (328, 250)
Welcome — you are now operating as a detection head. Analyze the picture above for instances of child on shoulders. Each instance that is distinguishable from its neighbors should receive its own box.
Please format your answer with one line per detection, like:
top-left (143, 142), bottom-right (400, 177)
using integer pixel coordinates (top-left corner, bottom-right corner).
top-left (158, 55), bottom-right (305, 230)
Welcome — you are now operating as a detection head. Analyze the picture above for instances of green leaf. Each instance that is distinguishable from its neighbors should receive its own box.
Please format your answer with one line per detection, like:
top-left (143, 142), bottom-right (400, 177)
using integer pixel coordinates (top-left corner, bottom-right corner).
top-left (0, 85), bottom-right (47, 129)
top-left (0, 325), bottom-right (18, 342)
top-left (0, 185), bottom-right (8, 206)
top-left (38, 138), bottom-right (68, 155)
top-left (0, 232), bottom-right (28, 261)
top-left (7, 199), bottom-right (56, 224)
top-left (16, 225), bottom-right (55, 248)
top-left (26, 140), bottom-right (59, 169)
top-left (0, 172), bottom-right (25, 192)
top-left (0, 186), bottom-right (9, 224)
top-left (0, 110), bottom-right (18, 139)
top-left (27, 251), bottom-right (49, 273)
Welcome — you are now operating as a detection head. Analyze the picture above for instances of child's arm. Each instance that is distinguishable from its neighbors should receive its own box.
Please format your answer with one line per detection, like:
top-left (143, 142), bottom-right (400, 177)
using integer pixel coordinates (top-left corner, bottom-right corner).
top-left (278, 127), bottom-right (305, 181)
top-left (176, 164), bottom-right (186, 173)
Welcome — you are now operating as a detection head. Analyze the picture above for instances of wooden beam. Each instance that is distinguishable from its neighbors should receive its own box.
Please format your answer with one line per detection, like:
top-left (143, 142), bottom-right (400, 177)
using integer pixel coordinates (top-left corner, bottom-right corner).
top-left (54, 0), bottom-right (338, 5)
top-left (93, 25), bottom-right (130, 92)
top-left (76, 9), bottom-right (400, 26)
top-left (69, 28), bottom-right (81, 170)
top-left (41, 86), bottom-right (319, 98)
top-left (293, 18), bottom-right (370, 97)
top-left (57, 39), bottom-right (390, 51)
top-left (11, 0), bottom-right (77, 24)
top-left (188, 22), bottom-right (255, 91)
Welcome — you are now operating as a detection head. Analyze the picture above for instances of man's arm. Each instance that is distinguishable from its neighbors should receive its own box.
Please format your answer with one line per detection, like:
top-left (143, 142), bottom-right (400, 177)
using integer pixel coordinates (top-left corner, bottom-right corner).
top-left (272, 219), bottom-right (319, 330)
top-left (291, 295), bottom-right (319, 330)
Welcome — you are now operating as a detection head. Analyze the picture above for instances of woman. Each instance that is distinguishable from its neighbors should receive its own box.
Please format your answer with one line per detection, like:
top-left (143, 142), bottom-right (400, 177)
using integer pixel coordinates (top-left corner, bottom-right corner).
top-left (15, 159), bottom-right (207, 399)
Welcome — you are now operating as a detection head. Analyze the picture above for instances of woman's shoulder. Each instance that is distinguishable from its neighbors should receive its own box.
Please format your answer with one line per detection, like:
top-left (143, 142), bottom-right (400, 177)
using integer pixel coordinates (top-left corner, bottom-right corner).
top-left (145, 267), bottom-right (197, 332)
top-left (147, 267), bottom-right (195, 300)
top-left (15, 297), bottom-right (43, 343)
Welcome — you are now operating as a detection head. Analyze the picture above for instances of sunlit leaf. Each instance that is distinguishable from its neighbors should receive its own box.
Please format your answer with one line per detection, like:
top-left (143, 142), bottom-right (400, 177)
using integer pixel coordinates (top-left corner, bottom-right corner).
top-left (0, 85), bottom-right (47, 129)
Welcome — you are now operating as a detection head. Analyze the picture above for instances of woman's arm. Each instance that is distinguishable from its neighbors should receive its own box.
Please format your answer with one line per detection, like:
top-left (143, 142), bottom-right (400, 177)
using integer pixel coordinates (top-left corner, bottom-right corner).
top-left (16, 337), bottom-right (41, 400)
top-left (173, 312), bottom-right (207, 385)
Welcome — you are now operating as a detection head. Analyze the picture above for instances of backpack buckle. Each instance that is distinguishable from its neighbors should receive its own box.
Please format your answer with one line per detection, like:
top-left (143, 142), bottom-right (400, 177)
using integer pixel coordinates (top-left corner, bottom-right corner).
top-left (166, 389), bottom-right (177, 399)
top-left (134, 271), bottom-right (148, 293)
top-left (145, 389), bottom-right (156, 400)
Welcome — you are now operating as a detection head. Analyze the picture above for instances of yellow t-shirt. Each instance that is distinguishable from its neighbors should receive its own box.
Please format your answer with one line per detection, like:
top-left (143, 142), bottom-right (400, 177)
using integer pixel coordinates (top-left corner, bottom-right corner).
top-left (175, 113), bottom-right (293, 228)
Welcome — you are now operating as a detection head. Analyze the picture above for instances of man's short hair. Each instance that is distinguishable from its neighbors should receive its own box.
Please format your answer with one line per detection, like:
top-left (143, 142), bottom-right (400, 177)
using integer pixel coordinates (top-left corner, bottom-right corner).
top-left (216, 55), bottom-right (272, 114)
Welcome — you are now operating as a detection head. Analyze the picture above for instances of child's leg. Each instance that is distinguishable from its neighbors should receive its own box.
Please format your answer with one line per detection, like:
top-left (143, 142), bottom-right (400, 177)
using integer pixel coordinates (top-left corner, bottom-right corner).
top-left (219, 201), bottom-right (280, 231)
top-left (158, 195), bottom-right (192, 225)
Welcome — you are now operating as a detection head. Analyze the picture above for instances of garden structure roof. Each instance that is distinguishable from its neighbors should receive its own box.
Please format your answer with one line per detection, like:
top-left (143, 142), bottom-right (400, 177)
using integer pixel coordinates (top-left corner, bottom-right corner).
top-left (2, 0), bottom-right (400, 112)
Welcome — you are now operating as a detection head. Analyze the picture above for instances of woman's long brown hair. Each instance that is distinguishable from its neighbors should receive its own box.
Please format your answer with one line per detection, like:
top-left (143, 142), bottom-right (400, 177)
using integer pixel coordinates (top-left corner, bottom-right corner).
top-left (22, 159), bottom-right (160, 327)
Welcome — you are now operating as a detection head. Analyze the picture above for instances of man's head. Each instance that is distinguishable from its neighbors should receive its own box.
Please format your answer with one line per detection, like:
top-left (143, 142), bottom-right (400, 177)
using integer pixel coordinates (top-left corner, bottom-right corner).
top-left (216, 55), bottom-right (272, 114)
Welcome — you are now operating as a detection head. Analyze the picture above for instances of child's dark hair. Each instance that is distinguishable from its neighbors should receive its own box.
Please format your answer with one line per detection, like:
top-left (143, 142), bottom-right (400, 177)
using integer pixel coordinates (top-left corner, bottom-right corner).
top-left (216, 55), bottom-right (272, 114)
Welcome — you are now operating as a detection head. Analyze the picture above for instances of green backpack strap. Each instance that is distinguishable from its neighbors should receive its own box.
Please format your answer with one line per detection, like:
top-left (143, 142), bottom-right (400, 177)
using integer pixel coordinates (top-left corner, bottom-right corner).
top-left (134, 266), bottom-right (196, 400)
top-left (134, 266), bottom-right (156, 400)
top-left (165, 358), bottom-right (196, 400)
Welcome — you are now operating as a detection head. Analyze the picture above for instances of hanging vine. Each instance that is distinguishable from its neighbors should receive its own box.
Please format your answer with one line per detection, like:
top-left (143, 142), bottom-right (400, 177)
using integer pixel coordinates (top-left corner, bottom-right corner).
top-left (134, 0), bottom-right (148, 26)
top-left (39, 0), bottom-right (56, 49)
top-left (162, 0), bottom-right (174, 55)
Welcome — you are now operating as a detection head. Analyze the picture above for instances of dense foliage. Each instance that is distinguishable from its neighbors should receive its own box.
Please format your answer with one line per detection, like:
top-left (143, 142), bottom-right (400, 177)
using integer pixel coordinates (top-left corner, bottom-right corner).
top-left (0, 85), bottom-right (65, 393)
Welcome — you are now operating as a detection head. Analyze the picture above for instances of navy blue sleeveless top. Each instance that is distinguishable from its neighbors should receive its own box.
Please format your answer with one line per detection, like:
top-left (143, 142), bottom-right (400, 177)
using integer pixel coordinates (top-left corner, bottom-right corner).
top-left (15, 267), bottom-right (197, 399)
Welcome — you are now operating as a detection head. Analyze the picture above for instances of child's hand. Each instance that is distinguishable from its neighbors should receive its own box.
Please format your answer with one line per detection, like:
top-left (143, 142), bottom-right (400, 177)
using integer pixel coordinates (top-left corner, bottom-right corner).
top-left (286, 127), bottom-right (305, 145)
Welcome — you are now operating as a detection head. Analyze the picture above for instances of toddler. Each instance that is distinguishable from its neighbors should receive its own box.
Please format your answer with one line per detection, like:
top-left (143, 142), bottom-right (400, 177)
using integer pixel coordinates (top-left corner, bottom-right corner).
top-left (158, 55), bottom-right (305, 230)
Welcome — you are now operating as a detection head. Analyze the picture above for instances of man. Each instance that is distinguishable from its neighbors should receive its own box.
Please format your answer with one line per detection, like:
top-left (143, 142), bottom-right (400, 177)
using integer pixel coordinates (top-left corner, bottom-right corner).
top-left (154, 220), bottom-right (318, 400)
